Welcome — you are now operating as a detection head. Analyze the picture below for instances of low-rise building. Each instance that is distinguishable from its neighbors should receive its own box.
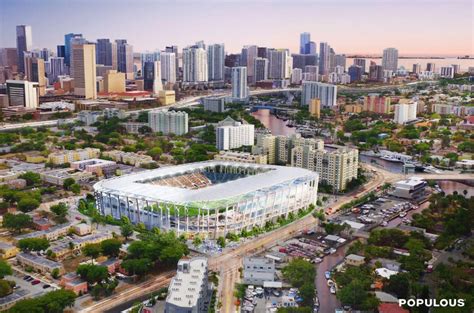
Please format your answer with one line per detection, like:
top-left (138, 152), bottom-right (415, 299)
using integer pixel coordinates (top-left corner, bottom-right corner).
top-left (159, 90), bottom-right (176, 105)
top-left (60, 272), bottom-right (88, 295)
top-left (455, 159), bottom-right (474, 170)
top-left (0, 242), bottom-right (19, 259)
top-left (392, 177), bottom-right (427, 200)
top-left (102, 150), bottom-right (154, 167)
top-left (48, 148), bottom-right (100, 165)
top-left (16, 252), bottom-right (64, 275)
top-left (41, 168), bottom-right (94, 185)
top-left (99, 258), bottom-right (121, 274)
top-left (214, 151), bottom-right (267, 164)
top-left (71, 158), bottom-right (118, 177)
top-left (15, 222), bottom-right (71, 241)
top-left (345, 254), bottom-right (365, 267)
top-left (72, 223), bottom-right (92, 236)
top-left (243, 257), bottom-right (275, 286)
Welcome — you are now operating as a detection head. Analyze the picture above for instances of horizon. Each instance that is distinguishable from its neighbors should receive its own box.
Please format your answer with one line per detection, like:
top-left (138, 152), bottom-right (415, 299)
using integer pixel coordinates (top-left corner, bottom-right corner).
top-left (1, 0), bottom-right (473, 56)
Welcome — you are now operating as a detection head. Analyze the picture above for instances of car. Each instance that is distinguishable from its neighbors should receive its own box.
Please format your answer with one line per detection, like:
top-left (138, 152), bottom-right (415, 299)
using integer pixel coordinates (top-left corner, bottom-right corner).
top-left (31, 280), bottom-right (41, 285)
top-left (75, 216), bottom-right (82, 221)
top-left (330, 286), bottom-right (336, 294)
top-left (327, 279), bottom-right (334, 287)
top-left (23, 275), bottom-right (31, 280)
top-left (324, 271), bottom-right (331, 279)
top-left (329, 248), bottom-right (337, 254)
top-left (381, 221), bottom-right (388, 227)
top-left (13, 286), bottom-right (20, 290)
top-left (42, 284), bottom-right (50, 289)
top-left (314, 257), bottom-right (323, 264)
top-left (26, 277), bottom-right (34, 282)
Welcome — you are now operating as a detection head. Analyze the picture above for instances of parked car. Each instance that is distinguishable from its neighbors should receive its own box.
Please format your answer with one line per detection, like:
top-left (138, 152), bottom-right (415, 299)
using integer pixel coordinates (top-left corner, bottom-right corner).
top-left (324, 271), bottom-right (331, 279)
top-left (42, 284), bottom-right (50, 289)
top-left (31, 280), bottom-right (41, 285)
top-left (23, 275), bottom-right (31, 281)
top-left (330, 286), bottom-right (336, 294)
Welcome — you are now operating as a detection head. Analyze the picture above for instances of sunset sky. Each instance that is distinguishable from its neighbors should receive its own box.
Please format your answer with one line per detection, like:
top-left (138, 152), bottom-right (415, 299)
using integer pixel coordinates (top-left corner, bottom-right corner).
top-left (1, 0), bottom-right (472, 56)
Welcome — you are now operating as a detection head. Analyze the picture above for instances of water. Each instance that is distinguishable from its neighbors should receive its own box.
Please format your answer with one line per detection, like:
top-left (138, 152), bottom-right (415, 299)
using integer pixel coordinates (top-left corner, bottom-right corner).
top-left (251, 109), bottom-right (296, 136)
top-left (437, 180), bottom-right (474, 197)
top-left (359, 154), bottom-right (404, 173)
top-left (347, 57), bottom-right (473, 72)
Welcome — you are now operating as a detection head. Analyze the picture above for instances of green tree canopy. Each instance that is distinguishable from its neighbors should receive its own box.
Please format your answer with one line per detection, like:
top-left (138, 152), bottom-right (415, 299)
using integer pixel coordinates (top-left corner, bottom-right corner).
top-left (17, 238), bottom-right (50, 252)
top-left (2, 213), bottom-right (32, 233)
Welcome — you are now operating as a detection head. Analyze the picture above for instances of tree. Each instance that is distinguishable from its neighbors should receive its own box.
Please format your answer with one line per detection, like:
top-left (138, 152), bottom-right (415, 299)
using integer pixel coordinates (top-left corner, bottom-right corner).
top-left (2, 213), bottom-right (32, 233)
top-left (277, 308), bottom-right (312, 313)
top-left (217, 236), bottom-right (226, 248)
top-left (0, 260), bottom-right (12, 278)
top-left (282, 258), bottom-right (315, 288)
top-left (192, 236), bottom-right (203, 248)
top-left (100, 238), bottom-right (122, 257)
top-left (82, 243), bottom-right (102, 262)
top-left (383, 272), bottom-right (410, 299)
top-left (18, 172), bottom-right (41, 186)
top-left (51, 268), bottom-right (60, 279)
top-left (76, 264), bottom-right (109, 284)
top-left (147, 147), bottom-right (163, 160)
top-left (17, 238), bottom-right (50, 252)
top-left (63, 178), bottom-right (75, 190)
top-left (50, 202), bottom-right (68, 222)
top-left (120, 223), bottom-right (134, 240)
top-left (121, 258), bottom-right (152, 277)
top-left (70, 183), bottom-right (81, 195)
top-left (17, 198), bottom-right (40, 213)
top-left (0, 279), bottom-right (12, 297)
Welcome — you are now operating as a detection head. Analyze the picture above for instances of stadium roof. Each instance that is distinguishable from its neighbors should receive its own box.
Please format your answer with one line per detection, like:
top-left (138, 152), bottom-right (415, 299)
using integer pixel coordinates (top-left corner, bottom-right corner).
top-left (94, 161), bottom-right (317, 206)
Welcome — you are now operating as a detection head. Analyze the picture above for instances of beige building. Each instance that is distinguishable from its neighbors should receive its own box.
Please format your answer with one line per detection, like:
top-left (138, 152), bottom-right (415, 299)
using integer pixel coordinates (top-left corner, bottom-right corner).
top-left (104, 70), bottom-right (125, 93)
top-left (40, 168), bottom-right (93, 186)
top-left (214, 151), bottom-right (267, 164)
top-left (71, 43), bottom-right (97, 99)
top-left (102, 150), bottom-right (153, 167)
top-left (345, 104), bottom-right (363, 113)
top-left (24, 56), bottom-right (46, 96)
top-left (0, 242), bottom-right (19, 259)
top-left (158, 90), bottom-right (176, 105)
top-left (309, 98), bottom-right (321, 119)
top-left (48, 147), bottom-right (100, 165)
top-left (345, 254), bottom-right (365, 266)
top-left (16, 253), bottom-right (65, 275)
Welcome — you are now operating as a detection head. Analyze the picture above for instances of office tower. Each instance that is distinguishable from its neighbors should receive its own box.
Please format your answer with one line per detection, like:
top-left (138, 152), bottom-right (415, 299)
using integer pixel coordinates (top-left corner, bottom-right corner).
top-left (254, 57), bottom-right (269, 82)
top-left (148, 110), bottom-right (188, 135)
top-left (305, 41), bottom-right (317, 55)
top-left (394, 102), bottom-right (417, 124)
top-left (64, 33), bottom-right (83, 67)
top-left (412, 63), bottom-right (421, 74)
top-left (348, 65), bottom-right (363, 82)
top-left (334, 65), bottom-right (344, 75)
top-left (292, 54), bottom-right (318, 70)
top-left (207, 44), bottom-right (225, 81)
top-left (152, 61), bottom-right (163, 94)
top-left (96, 39), bottom-right (117, 69)
top-left (309, 98), bottom-right (320, 118)
top-left (143, 61), bottom-right (155, 91)
top-left (303, 65), bottom-right (319, 81)
top-left (426, 62), bottom-right (436, 72)
top-left (241, 45), bottom-right (258, 82)
top-left (318, 42), bottom-right (330, 76)
top-left (182, 46), bottom-right (208, 82)
top-left (203, 97), bottom-right (226, 112)
top-left (6, 80), bottom-right (38, 108)
top-left (216, 116), bottom-right (254, 150)
top-left (104, 70), bottom-right (125, 93)
top-left (71, 43), bottom-right (97, 99)
top-left (369, 62), bottom-right (384, 82)
top-left (363, 93), bottom-right (391, 114)
top-left (165, 46), bottom-right (179, 79)
top-left (300, 32), bottom-right (311, 54)
top-left (24, 55), bottom-right (46, 96)
top-left (257, 47), bottom-right (269, 59)
top-left (0, 48), bottom-right (18, 72)
top-left (195, 40), bottom-right (206, 49)
top-left (291, 68), bottom-right (302, 85)
top-left (57, 45), bottom-right (65, 58)
top-left (382, 48), bottom-right (398, 71)
top-left (231, 67), bottom-right (248, 101)
top-left (225, 54), bottom-right (240, 68)
top-left (353, 58), bottom-right (366, 73)
top-left (16, 25), bottom-right (32, 73)
top-left (268, 49), bottom-right (290, 79)
top-left (328, 48), bottom-right (336, 74)
top-left (115, 40), bottom-right (134, 79)
top-left (334, 54), bottom-right (346, 71)
top-left (302, 81), bottom-right (337, 107)
top-left (48, 57), bottom-right (65, 84)
top-left (440, 66), bottom-right (454, 78)
top-left (451, 64), bottom-right (460, 75)
top-left (160, 52), bottom-right (176, 84)
top-left (39, 48), bottom-right (50, 62)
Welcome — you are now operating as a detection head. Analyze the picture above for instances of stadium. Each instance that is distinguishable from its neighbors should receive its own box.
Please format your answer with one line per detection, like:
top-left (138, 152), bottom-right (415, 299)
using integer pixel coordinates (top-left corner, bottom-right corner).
top-left (93, 161), bottom-right (318, 238)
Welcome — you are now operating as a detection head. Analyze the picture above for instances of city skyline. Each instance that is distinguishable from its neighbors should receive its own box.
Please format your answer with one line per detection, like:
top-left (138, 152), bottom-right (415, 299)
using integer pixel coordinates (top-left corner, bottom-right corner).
top-left (1, 0), bottom-right (472, 56)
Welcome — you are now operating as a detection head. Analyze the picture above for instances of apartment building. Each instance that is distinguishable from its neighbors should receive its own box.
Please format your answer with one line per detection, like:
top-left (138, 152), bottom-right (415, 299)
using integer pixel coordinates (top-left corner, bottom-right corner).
top-left (48, 148), bottom-right (100, 165)
top-left (214, 151), bottom-right (267, 164)
top-left (102, 150), bottom-right (154, 167)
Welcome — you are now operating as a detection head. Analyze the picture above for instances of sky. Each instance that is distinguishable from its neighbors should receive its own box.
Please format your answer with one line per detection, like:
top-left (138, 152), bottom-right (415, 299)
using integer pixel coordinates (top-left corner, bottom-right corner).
top-left (1, 0), bottom-right (473, 56)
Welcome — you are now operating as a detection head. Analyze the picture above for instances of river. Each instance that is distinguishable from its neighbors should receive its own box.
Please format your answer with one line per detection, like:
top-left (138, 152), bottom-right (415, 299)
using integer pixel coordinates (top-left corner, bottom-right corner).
top-left (251, 109), bottom-right (296, 136)
top-left (347, 57), bottom-right (473, 72)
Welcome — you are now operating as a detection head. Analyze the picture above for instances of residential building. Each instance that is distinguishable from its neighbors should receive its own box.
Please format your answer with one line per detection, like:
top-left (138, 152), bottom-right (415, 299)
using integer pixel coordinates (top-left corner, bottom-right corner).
top-left (382, 48), bottom-right (398, 71)
top-left (24, 55), bottom-right (46, 96)
top-left (0, 242), bottom-right (19, 259)
top-left (70, 158), bottom-right (118, 176)
top-left (268, 49), bottom-right (291, 80)
top-left (207, 44), bottom-right (225, 81)
top-left (353, 58), bottom-right (366, 73)
top-left (241, 45), bottom-right (258, 82)
top-left (183, 45), bottom-right (208, 83)
top-left (41, 169), bottom-right (93, 185)
top-left (345, 254), bottom-right (365, 266)
top-left (6, 80), bottom-right (38, 108)
top-left (216, 116), bottom-right (255, 150)
top-left (369, 62), bottom-right (384, 82)
top-left (301, 81), bottom-right (337, 107)
top-left (96, 39), bottom-right (117, 69)
top-left (16, 25), bottom-right (32, 73)
top-left (243, 257), bottom-right (275, 285)
top-left (148, 110), bottom-right (188, 135)
top-left (440, 66), bottom-right (454, 78)
top-left (165, 257), bottom-right (209, 313)
top-left (303, 65), bottom-right (319, 81)
top-left (348, 65), bottom-right (363, 82)
top-left (214, 151), bottom-right (267, 164)
top-left (254, 57), bottom-right (269, 82)
top-left (319, 42), bottom-right (330, 76)
top-left (102, 150), bottom-right (153, 167)
top-left (116, 39), bottom-right (134, 79)
top-left (72, 223), bottom-right (92, 236)
top-left (203, 97), bottom-right (225, 113)
top-left (16, 253), bottom-right (65, 275)
top-left (363, 94), bottom-right (391, 114)
top-left (412, 63), bottom-right (421, 74)
top-left (393, 102), bottom-right (417, 124)
top-left (231, 67), bottom-right (248, 101)
top-left (48, 148), bottom-right (100, 165)
top-left (291, 68), bottom-right (302, 85)
top-left (426, 62), bottom-right (436, 72)
top-left (104, 70), bottom-right (125, 93)
top-left (71, 43), bottom-right (97, 99)
top-left (60, 273), bottom-right (88, 295)
top-left (309, 98), bottom-right (321, 118)
top-left (292, 54), bottom-right (318, 70)
top-left (161, 52), bottom-right (177, 84)
top-left (159, 90), bottom-right (176, 105)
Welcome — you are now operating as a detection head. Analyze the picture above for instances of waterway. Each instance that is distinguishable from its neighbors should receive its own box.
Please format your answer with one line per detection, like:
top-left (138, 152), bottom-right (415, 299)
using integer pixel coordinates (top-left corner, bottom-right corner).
top-left (251, 108), bottom-right (296, 136)
top-left (347, 57), bottom-right (473, 72)
top-left (437, 180), bottom-right (474, 197)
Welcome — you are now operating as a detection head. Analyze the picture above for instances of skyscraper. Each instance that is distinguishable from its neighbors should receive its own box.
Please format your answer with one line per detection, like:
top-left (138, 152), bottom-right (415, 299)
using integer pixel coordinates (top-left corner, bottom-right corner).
top-left (348, 65), bottom-right (363, 82)
top-left (6, 80), bottom-right (38, 108)
top-left (148, 110), bottom-right (188, 135)
top-left (24, 55), bottom-right (46, 96)
top-left (353, 58), bottom-right (366, 73)
top-left (254, 57), bottom-right (268, 82)
top-left (49, 57), bottom-right (65, 84)
top-left (292, 54), bottom-right (318, 70)
top-left (153, 61), bottom-right (163, 94)
top-left (241, 45), bottom-right (258, 83)
top-left (116, 40), bottom-right (134, 79)
top-left (301, 81), bottom-right (337, 107)
top-left (300, 32), bottom-right (311, 54)
top-left (382, 48), bottom-right (399, 71)
top-left (0, 48), bottom-right (19, 72)
top-left (71, 44), bottom-right (97, 99)
top-left (57, 45), bottom-right (65, 58)
top-left (369, 62), bottom-right (384, 82)
top-left (334, 54), bottom-right (346, 71)
top-left (160, 52), bottom-right (177, 84)
top-left (305, 42), bottom-right (317, 55)
top-left (16, 25), bottom-right (32, 74)
top-left (96, 39), bottom-right (117, 69)
top-left (412, 63), bottom-right (421, 74)
top-left (268, 49), bottom-right (290, 79)
top-left (183, 46), bottom-right (208, 83)
top-left (64, 33), bottom-right (83, 67)
top-left (165, 46), bottom-right (179, 80)
top-left (143, 61), bottom-right (155, 91)
top-left (207, 44), bottom-right (225, 81)
top-left (426, 62), bottom-right (436, 72)
top-left (231, 67), bottom-right (248, 101)
top-left (318, 42), bottom-right (330, 76)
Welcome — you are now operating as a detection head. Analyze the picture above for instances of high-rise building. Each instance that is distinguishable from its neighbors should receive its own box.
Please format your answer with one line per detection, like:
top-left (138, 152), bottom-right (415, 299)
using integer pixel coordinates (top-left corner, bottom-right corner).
top-left (96, 39), bottom-right (117, 69)
top-left (183, 45), bottom-right (208, 83)
top-left (203, 97), bottom-right (226, 113)
top-left (116, 40), bottom-right (134, 79)
top-left (300, 32), bottom-right (311, 54)
top-left (57, 45), bottom-right (65, 58)
top-left (254, 57), bottom-right (268, 82)
top-left (382, 48), bottom-right (398, 71)
top-left (39, 48), bottom-right (50, 62)
top-left (318, 42), bottom-right (330, 76)
top-left (71, 44), bottom-right (97, 99)
top-left (0, 48), bottom-right (18, 71)
top-left (268, 49), bottom-right (290, 79)
top-left (241, 45), bottom-right (258, 82)
top-left (16, 25), bottom-right (32, 74)
top-left (303, 65), bottom-right (319, 81)
top-left (257, 47), bottom-right (269, 59)
top-left (207, 44), bottom-right (225, 81)
top-left (394, 102), bottom-right (417, 124)
top-left (363, 93), bottom-right (391, 114)
top-left (292, 54), bottom-right (318, 70)
top-left (369, 62), bottom-right (384, 82)
top-left (160, 52), bottom-right (176, 84)
top-left (353, 58), bottom-right (366, 73)
top-left (426, 62), bottom-right (436, 72)
top-left (148, 110), bottom-right (188, 135)
top-left (451, 64), bottom-right (460, 75)
top-left (334, 54), bottom-right (346, 71)
top-left (440, 66), bottom-right (454, 78)
top-left (104, 70), bottom-right (125, 93)
top-left (165, 46), bottom-right (179, 80)
top-left (348, 65), bottom-right (363, 82)
top-left (64, 33), bottom-right (83, 67)
top-left (291, 68), bottom-right (302, 85)
top-left (231, 67), bottom-right (248, 101)
top-left (24, 55), bottom-right (46, 96)
top-left (301, 81), bottom-right (337, 107)
top-left (6, 80), bottom-right (38, 108)
top-left (216, 116), bottom-right (254, 151)
top-left (309, 98), bottom-right (320, 118)
top-left (305, 41), bottom-right (317, 55)
top-left (152, 61), bottom-right (163, 94)
top-left (143, 61), bottom-right (155, 91)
